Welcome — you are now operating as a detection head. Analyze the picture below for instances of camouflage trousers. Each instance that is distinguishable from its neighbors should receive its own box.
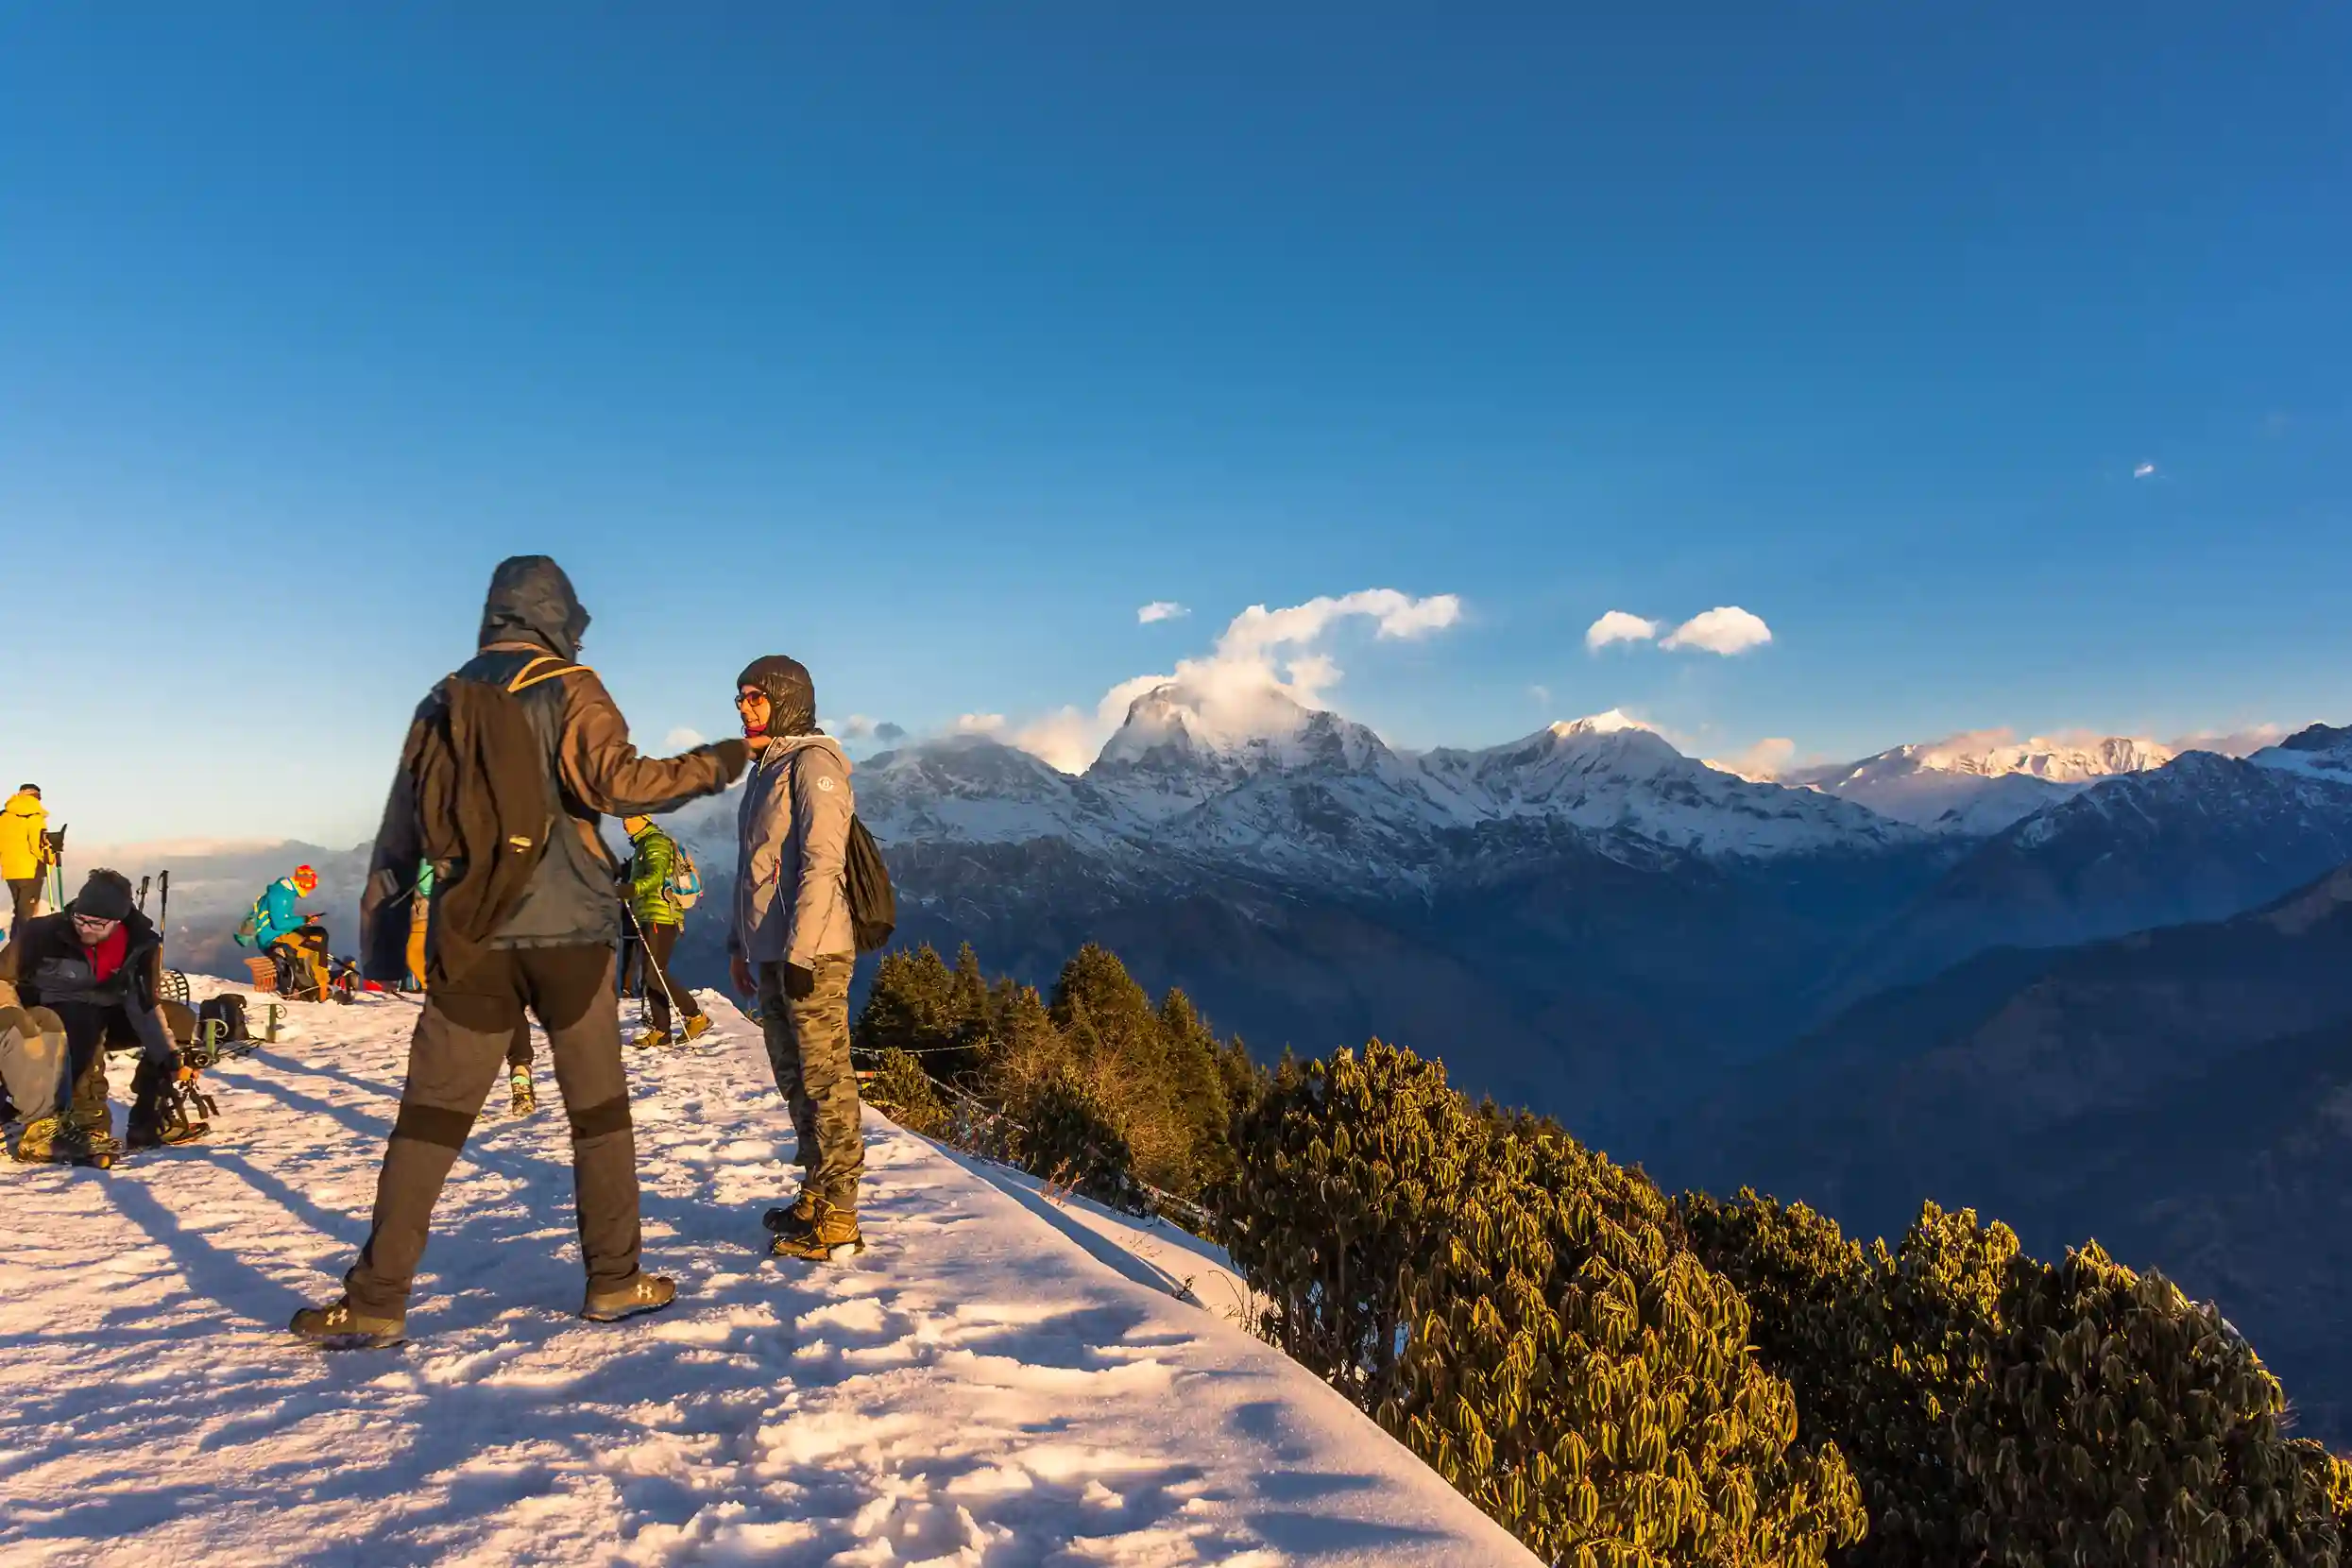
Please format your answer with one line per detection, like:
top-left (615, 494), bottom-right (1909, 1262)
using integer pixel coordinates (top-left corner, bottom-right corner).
top-left (756, 955), bottom-right (861, 1211)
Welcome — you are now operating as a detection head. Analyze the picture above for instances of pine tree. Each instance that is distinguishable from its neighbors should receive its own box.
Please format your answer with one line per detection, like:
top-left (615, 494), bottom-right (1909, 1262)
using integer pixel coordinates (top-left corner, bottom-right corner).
top-left (853, 945), bottom-right (959, 1058)
top-left (1050, 945), bottom-right (1192, 1193)
top-left (1158, 987), bottom-right (1235, 1189)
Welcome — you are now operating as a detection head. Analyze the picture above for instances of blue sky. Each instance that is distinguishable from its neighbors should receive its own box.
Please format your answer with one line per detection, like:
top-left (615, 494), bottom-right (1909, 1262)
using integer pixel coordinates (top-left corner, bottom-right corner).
top-left (4, 4), bottom-right (2346, 844)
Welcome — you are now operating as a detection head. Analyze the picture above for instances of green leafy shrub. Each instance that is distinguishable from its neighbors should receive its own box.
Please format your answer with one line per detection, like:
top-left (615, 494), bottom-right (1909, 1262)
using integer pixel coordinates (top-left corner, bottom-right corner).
top-left (2295, 1440), bottom-right (2352, 1532)
top-left (1212, 1040), bottom-right (1475, 1405)
top-left (1217, 1039), bottom-right (1866, 1565)
top-left (1398, 1122), bottom-right (1866, 1565)
top-left (1959, 1242), bottom-right (2343, 1568)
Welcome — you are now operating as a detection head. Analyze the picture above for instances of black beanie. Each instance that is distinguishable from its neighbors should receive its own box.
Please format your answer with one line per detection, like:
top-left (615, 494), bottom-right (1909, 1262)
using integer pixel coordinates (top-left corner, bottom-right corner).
top-left (73, 869), bottom-right (135, 923)
top-left (736, 655), bottom-right (817, 736)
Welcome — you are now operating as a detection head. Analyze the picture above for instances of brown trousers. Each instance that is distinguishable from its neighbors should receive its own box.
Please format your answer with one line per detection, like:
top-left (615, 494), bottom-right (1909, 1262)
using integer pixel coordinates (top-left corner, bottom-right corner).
top-left (343, 946), bottom-right (639, 1316)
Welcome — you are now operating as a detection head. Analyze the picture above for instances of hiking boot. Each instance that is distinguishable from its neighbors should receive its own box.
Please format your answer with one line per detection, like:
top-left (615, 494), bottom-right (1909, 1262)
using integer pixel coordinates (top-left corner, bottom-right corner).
top-left (128, 1116), bottom-right (206, 1150)
top-left (289, 1296), bottom-right (407, 1350)
top-left (770, 1199), bottom-right (863, 1262)
top-left (681, 1014), bottom-right (711, 1043)
top-left (509, 1067), bottom-right (536, 1116)
top-left (11, 1115), bottom-right (60, 1163)
top-left (631, 1029), bottom-right (674, 1049)
top-left (582, 1272), bottom-right (676, 1323)
top-left (762, 1187), bottom-right (818, 1237)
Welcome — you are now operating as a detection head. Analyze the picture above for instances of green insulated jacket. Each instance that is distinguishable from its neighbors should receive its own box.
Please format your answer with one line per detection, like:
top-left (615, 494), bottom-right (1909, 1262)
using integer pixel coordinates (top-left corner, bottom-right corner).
top-left (627, 827), bottom-right (684, 929)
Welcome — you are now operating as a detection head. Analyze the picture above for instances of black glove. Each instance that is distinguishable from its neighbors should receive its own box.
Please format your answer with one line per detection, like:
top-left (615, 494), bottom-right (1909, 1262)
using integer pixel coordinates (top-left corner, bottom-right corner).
top-left (782, 963), bottom-right (816, 1001)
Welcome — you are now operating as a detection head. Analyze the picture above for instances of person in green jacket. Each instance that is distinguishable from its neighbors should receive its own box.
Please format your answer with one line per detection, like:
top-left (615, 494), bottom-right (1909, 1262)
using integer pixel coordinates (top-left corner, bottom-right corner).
top-left (622, 815), bottom-right (707, 1047)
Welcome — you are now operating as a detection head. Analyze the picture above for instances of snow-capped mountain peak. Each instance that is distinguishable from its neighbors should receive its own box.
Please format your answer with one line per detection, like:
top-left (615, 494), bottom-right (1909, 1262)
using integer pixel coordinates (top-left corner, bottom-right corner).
top-left (1548, 707), bottom-right (1652, 740)
top-left (1912, 734), bottom-right (2174, 781)
top-left (1790, 731), bottom-right (2175, 833)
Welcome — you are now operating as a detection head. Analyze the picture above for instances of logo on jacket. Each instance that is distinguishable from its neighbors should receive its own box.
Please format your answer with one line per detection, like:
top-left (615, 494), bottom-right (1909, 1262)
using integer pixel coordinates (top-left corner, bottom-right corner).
top-left (816, 776), bottom-right (837, 792)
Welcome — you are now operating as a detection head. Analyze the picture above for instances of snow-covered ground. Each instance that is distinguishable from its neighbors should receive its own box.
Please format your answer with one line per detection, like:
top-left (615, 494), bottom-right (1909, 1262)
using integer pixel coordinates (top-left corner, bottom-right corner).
top-left (0, 983), bottom-right (1533, 1567)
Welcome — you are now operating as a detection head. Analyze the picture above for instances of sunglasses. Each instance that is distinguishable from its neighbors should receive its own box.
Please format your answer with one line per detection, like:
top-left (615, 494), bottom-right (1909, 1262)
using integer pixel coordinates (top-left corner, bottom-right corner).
top-left (72, 913), bottom-right (121, 932)
top-left (734, 690), bottom-right (770, 708)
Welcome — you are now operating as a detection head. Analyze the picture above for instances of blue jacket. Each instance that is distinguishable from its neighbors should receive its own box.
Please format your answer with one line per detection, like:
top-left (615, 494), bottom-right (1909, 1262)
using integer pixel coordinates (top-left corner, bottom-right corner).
top-left (249, 877), bottom-right (308, 949)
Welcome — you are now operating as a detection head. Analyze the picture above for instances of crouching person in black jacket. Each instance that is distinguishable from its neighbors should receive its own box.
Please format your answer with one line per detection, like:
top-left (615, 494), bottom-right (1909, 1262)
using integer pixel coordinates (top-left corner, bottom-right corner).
top-left (1, 869), bottom-right (206, 1163)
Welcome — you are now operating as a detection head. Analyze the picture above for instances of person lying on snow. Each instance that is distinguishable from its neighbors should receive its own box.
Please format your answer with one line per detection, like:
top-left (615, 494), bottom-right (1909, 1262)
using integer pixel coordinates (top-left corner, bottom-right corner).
top-left (0, 869), bottom-right (209, 1162)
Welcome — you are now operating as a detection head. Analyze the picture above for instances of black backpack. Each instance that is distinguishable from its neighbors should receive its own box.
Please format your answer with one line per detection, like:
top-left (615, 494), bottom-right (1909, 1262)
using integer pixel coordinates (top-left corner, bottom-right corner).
top-left (197, 993), bottom-right (249, 1046)
top-left (845, 816), bottom-right (895, 953)
top-left (405, 656), bottom-right (580, 988)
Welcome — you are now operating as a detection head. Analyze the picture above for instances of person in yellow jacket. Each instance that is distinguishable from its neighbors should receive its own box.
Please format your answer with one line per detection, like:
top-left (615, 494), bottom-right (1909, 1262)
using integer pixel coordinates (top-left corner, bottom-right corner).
top-left (2, 785), bottom-right (51, 936)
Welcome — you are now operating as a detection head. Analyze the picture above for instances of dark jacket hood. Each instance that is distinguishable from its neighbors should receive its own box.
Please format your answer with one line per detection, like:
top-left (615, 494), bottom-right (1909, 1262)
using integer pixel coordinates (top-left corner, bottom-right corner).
top-left (736, 655), bottom-right (818, 736)
top-left (479, 555), bottom-right (590, 661)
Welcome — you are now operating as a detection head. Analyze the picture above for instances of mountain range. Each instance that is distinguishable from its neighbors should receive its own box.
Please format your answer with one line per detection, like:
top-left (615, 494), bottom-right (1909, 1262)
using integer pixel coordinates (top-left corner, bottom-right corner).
top-left (1666, 861), bottom-right (2352, 1443)
top-left (649, 691), bottom-right (2352, 1131)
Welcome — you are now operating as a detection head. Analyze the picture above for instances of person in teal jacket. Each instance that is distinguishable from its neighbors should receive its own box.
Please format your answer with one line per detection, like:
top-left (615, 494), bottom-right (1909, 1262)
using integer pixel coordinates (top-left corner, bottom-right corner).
top-left (244, 865), bottom-right (331, 1001)
top-left (622, 816), bottom-right (707, 1047)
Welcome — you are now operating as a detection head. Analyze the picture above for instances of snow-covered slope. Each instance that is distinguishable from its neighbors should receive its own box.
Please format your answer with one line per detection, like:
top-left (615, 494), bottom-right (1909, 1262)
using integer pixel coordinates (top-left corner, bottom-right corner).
top-left (0, 984), bottom-right (1533, 1566)
top-left (1789, 733), bottom-right (2174, 834)
top-left (2251, 722), bottom-right (2352, 784)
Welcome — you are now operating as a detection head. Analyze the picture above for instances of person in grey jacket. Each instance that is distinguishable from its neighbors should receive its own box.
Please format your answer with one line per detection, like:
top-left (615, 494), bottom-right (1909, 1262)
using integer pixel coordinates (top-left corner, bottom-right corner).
top-left (727, 654), bottom-right (866, 1261)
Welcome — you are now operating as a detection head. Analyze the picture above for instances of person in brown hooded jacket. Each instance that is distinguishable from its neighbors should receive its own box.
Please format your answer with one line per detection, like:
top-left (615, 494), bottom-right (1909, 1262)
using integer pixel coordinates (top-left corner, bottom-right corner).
top-left (291, 555), bottom-right (765, 1349)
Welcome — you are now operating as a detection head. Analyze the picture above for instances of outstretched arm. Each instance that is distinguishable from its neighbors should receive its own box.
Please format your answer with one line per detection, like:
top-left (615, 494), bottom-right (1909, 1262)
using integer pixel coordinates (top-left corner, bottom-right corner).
top-left (556, 670), bottom-right (753, 817)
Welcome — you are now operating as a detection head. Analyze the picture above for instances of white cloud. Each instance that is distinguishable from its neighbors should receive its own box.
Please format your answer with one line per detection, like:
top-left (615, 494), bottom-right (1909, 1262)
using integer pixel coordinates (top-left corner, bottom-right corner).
top-left (1136, 601), bottom-right (1189, 624)
top-left (1528, 684), bottom-right (1552, 707)
top-left (1585, 611), bottom-right (1661, 651)
top-left (976, 588), bottom-right (1463, 773)
top-left (2133, 462), bottom-right (2157, 479)
top-left (832, 714), bottom-right (889, 741)
top-left (1705, 737), bottom-right (1798, 781)
top-left (663, 726), bottom-right (707, 750)
top-left (1662, 606), bottom-right (1773, 656)
top-left (1011, 707), bottom-right (1099, 774)
top-left (2168, 722), bottom-right (2289, 758)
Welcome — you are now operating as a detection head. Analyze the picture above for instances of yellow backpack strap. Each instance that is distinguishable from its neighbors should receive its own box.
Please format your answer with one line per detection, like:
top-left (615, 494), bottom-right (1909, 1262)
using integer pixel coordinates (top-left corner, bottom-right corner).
top-left (505, 656), bottom-right (592, 694)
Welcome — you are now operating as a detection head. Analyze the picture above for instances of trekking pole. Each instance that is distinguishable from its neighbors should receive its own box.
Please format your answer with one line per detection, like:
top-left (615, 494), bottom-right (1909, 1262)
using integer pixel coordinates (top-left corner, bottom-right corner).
top-left (137, 876), bottom-right (151, 912)
top-left (623, 902), bottom-right (693, 1038)
top-left (157, 871), bottom-right (172, 963)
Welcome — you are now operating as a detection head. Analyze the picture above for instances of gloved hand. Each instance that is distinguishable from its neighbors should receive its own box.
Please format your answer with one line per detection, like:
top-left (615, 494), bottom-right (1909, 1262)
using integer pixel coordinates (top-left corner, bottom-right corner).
top-left (782, 963), bottom-right (816, 1001)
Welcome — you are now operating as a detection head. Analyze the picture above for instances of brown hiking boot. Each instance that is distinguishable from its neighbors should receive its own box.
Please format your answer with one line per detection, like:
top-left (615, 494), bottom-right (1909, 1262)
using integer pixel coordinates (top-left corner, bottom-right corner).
top-left (582, 1272), bottom-right (677, 1323)
top-left (11, 1115), bottom-right (61, 1163)
top-left (290, 1295), bottom-right (407, 1350)
top-left (770, 1199), bottom-right (863, 1262)
top-left (762, 1187), bottom-right (818, 1237)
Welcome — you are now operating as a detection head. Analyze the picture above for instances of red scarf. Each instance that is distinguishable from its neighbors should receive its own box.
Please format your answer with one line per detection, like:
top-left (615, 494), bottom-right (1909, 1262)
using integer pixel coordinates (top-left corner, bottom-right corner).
top-left (86, 923), bottom-right (129, 984)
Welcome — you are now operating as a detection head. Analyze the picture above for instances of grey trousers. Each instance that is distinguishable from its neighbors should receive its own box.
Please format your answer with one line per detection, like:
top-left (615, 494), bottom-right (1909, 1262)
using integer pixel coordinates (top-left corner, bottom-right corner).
top-left (756, 955), bottom-right (861, 1209)
top-left (344, 946), bottom-right (639, 1316)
